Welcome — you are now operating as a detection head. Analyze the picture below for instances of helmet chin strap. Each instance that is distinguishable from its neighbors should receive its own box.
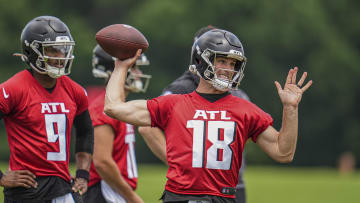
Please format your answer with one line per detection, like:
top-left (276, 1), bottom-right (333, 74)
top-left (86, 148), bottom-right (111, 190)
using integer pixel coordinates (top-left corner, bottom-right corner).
top-left (46, 65), bottom-right (66, 78)
top-left (203, 63), bottom-right (231, 92)
top-left (13, 53), bottom-right (28, 63)
top-left (211, 78), bottom-right (231, 92)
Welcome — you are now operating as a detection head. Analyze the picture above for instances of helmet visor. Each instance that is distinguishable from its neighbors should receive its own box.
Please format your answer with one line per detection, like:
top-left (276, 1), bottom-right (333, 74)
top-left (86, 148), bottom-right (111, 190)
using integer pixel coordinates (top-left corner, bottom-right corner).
top-left (201, 49), bottom-right (246, 90)
top-left (43, 43), bottom-right (74, 69)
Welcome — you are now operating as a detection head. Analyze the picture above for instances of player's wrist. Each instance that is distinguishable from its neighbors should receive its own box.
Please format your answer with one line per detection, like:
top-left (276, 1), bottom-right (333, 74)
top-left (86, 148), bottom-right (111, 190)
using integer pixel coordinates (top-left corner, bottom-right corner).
top-left (75, 169), bottom-right (90, 182)
top-left (113, 61), bottom-right (130, 72)
top-left (283, 104), bottom-right (298, 112)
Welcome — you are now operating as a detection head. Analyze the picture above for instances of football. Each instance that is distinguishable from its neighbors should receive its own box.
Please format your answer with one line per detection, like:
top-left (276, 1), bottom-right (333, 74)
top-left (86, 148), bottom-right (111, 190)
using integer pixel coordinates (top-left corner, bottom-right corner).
top-left (95, 24), bottom-right (149, 60)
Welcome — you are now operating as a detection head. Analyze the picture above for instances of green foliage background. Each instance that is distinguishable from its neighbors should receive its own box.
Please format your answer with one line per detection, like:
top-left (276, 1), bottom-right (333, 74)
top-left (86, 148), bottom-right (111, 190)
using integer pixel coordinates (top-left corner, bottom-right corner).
top-left (0, 0), bottom-right (360, 167)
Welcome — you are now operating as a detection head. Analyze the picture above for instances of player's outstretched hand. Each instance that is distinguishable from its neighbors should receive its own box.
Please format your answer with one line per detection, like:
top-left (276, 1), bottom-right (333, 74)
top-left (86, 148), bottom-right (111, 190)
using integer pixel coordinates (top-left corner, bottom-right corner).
top-left (72, 177), bottom-right (88, 195)
top-left (114, 49), bottom-right (142, 71)
top-left (274, 67), bottom-right (312, 108)
top-left (0, 170), bottom-right (37, 188)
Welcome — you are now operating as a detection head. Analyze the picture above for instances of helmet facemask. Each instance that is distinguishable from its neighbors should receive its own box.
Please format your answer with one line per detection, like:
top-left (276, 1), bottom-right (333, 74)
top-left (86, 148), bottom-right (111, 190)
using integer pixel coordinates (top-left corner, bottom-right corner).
top-left (29, 37), bottom-right (75, 78)
top-left (200, 48), bottom-right (246, 91)
top-left (125, 66), bottom-right (152, 93)
top-left (124, 53), bottom-right (151, 93)
top-left (92, 49), bottom-right (152, 93)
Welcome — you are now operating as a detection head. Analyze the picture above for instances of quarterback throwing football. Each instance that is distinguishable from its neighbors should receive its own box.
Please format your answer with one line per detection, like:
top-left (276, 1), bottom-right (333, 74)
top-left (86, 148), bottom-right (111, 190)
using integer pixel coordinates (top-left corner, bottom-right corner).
top-left (104, 29), bottom-right (312, 202)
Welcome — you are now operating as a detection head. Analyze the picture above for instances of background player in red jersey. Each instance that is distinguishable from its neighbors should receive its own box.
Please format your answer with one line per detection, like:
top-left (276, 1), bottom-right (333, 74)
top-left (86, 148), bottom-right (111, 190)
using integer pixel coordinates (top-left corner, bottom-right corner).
top-left (138, 25), bottom-right (249, 203)
top-left (83, 45), bottom-right (151, 203)
top-left (0, 16), bottom-right (93, 203)
top-left (104, 29), bottom-right (312, 202)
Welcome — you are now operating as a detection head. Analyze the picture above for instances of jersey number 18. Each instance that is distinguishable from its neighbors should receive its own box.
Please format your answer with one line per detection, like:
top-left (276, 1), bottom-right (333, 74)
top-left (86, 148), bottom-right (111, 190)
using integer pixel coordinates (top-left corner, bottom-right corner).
top-left (187, 120), bottom-right (236, 170)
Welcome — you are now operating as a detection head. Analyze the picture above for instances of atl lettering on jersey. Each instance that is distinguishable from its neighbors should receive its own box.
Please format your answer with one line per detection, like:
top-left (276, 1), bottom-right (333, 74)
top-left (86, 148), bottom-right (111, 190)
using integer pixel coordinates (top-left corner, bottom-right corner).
top-left (193, 110), bottom-right (231, 120)
top-left (147, 92), bottom-right (273, 198)
top-left (0, 70), bottom-right (88, 182)
top-left (41, 102), bottom-right (69, 113)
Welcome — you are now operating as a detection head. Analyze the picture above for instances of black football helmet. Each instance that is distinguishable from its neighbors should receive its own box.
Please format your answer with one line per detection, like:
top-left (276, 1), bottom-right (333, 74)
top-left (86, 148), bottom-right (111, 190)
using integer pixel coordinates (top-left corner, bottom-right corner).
top-left (19, 16), bottom-right (75, 78)
top-left (92, 44), bottom-right (151, 93)
top-left (189, 29), bottom-right (247, 91)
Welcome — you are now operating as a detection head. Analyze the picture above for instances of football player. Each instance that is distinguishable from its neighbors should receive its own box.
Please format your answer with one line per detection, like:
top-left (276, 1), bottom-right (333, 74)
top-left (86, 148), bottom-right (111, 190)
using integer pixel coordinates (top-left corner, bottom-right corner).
top-left (0, 16), bottom-right (94, 203)
top-left (138, 25), bottom-right (249, 203)
top-left (83, 45), bottom-right (151, 203)
top-left (104, 29), bottom-right (312, 202)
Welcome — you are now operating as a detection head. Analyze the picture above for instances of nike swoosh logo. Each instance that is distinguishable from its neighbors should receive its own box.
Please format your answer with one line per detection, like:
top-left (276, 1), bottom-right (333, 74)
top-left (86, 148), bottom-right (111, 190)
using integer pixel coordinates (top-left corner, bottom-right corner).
top-left (2, 88), bottom-right (9, 99)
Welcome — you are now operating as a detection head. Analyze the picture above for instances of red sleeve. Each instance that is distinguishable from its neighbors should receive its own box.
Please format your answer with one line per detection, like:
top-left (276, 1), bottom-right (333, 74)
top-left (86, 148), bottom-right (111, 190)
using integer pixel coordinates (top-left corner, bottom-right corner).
top-left (69, 80), bottom-right (89, 115)
top-left (248, 105), bottom-right (273, 143)
top-left (146, 94), bottom-right (177, 131)
top-left (0, 79), bottom-right (22, 115)
top-left (88, 94), bottom-right (118, 130)
top-left (91, 109), bottom-right (117, 129)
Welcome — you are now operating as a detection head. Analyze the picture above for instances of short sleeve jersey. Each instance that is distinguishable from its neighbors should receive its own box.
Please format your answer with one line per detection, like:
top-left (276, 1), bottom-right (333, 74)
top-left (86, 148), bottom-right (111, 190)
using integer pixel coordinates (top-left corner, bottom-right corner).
top-left (0, 70), bottom-right (88, 182)
top-left (88, 91), bottom-right (138, 190)
top-left (147, 92), bottom-right (273, 198)
top-left (162, 70), bottom-right (249, 188)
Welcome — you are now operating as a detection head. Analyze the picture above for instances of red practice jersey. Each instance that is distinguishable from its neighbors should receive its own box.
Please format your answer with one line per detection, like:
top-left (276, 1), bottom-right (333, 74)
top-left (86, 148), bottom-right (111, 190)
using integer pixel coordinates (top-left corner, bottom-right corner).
top-left (88, 91), bottom-right (138, 190)
top-left (147, 91), bottom-right (273, 198)
top-left (0, 70), bottom-right (88, 182)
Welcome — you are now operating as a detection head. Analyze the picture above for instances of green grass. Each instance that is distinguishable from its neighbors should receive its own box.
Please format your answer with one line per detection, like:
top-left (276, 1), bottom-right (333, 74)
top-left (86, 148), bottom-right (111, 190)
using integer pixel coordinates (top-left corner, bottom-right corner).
top-left (244, 166), bottom-right (360, 203)
top-left (0, 163), bottom-right (359, 203)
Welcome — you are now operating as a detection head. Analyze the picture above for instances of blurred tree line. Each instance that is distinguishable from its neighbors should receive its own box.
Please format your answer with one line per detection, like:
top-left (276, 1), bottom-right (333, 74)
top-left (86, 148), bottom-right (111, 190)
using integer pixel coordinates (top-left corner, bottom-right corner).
top-left (0, 0), bottom-right (359, 167)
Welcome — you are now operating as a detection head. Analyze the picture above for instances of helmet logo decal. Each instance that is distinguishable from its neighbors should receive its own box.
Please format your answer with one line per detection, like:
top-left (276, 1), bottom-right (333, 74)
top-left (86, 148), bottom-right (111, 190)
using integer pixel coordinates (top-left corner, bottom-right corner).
top-left (229, 49), bottom-right (243, 56)
top-left (24, 40), bottom-right (30, 47)
top-left (195, 45), bottom-right (202, 55)
top-left (56, 36), bottom-right (70, 42)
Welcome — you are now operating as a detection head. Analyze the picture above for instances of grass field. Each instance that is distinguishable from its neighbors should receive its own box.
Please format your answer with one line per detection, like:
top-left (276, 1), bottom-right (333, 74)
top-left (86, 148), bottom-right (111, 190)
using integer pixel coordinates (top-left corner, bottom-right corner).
top-left (0, 163), bottom-right (359, 203)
